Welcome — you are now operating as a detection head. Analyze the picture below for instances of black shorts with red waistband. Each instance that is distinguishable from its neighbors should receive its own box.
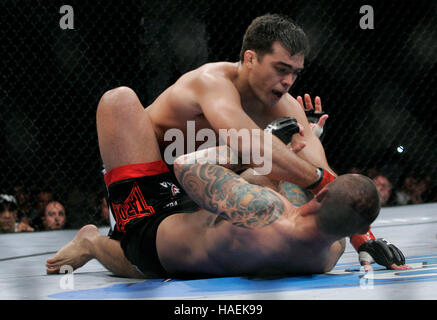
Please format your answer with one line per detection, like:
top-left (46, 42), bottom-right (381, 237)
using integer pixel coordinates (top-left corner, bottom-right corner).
top-left (104, 160), bottom-right (199, 277)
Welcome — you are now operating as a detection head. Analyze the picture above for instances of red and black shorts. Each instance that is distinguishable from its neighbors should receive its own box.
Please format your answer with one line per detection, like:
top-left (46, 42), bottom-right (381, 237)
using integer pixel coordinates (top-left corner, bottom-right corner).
top-left (104, 160), bottom-right (199, 277)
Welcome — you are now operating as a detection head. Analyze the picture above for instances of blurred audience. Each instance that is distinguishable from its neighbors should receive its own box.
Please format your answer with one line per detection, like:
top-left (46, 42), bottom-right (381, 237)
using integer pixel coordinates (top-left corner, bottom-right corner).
top-left (65, 186), bottom-right (98, 228)
top-left (0, 168), bottom-right (435, 234)
top-left (27, 190), bottom-right (55, 229)
top-left (36, 191), bottom-right (54, 215)
top-left (348, 168), bottom-right (435, 207)
top-left (395, 173), bottom-right (432, 205)
top-left (0, 194), bottom-right (34, 233)
top-left (89, 194), bottom-right (111, 227)
top-left (12, 184), bottom-right (32, 224)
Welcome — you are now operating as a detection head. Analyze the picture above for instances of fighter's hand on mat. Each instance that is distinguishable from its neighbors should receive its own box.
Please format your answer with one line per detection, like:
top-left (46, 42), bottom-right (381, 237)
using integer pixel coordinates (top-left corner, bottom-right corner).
top-left (296, 94), bottom-right (328, 139)
top-left (360, 261), bottom-right (373, 272)
top-left (361, 261), bottom-right (409, 272)
top-left (358, 238), bottom-right (411, 271)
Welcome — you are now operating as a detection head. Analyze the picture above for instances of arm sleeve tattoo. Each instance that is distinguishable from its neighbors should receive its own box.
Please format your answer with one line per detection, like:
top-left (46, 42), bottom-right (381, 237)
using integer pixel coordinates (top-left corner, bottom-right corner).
top-left (277, 181), bottom-right (312, 207)
top-left (174, 157), bottom-right (285, 229)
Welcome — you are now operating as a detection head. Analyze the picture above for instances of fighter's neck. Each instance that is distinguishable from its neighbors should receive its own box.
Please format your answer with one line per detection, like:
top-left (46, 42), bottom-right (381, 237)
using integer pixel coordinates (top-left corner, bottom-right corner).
top-left (232, 62), bottom-right (265, 112)
top-left (294, 203), bottom-right (339, 245)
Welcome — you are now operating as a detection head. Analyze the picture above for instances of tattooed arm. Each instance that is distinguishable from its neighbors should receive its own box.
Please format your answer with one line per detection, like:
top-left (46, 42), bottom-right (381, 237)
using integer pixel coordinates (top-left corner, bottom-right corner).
top-left (238, 168), bottom-right (313, 207)
top-left (239, 170), bottom-right (313, 208)
top-left (277, 181), bottom-right (313, 207)
top-left (173, 147), bottom-right (286, 229)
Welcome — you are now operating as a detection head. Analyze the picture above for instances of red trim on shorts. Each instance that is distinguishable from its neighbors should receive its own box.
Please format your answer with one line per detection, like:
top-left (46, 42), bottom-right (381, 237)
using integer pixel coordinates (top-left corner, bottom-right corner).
top-left (104, 161), bottom-right (170, 187)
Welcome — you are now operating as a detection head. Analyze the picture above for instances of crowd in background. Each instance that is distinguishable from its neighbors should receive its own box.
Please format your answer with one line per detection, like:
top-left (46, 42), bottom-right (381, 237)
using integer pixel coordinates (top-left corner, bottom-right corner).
top-left (0, 168), bottom-right (435, 234)
top-left (348, 168), bottom-right (436, 208)
top-left (0, 185), bottom-right (110, 234)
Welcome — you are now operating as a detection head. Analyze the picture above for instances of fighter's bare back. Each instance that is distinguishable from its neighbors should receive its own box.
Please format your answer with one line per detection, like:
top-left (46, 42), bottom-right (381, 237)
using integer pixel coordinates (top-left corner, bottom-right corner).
top-left (155, 194), bottom-right (345, 277)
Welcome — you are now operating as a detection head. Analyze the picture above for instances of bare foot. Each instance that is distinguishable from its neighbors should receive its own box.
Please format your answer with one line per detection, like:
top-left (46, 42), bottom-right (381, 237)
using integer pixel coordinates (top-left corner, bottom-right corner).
top-left (46, 224), bottom-right (100, 274)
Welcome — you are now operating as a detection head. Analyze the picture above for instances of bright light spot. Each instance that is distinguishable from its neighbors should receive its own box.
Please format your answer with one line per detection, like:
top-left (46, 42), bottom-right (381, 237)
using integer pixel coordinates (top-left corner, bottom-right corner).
top-left (397, 146), bottom-right (404, 153)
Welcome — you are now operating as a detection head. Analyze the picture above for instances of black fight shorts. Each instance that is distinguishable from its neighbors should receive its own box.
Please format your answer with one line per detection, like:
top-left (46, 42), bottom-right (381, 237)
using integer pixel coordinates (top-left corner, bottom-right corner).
top-left (104, 160), bottom-right (199, 277)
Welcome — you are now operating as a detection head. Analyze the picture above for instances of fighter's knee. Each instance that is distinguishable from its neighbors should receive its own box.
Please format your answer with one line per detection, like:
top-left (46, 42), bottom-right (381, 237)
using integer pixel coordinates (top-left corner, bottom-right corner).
top-left (97, 86), bottom-right (142, 121)
top-left (102, 86), bottom-right (135, 101)
top-left (98, 86), bottom-right (138, 111)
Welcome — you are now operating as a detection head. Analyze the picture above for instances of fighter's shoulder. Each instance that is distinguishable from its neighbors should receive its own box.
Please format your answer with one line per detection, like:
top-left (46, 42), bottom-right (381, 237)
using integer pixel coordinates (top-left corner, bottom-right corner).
top-left (187, 62), bottom-right (239, 93)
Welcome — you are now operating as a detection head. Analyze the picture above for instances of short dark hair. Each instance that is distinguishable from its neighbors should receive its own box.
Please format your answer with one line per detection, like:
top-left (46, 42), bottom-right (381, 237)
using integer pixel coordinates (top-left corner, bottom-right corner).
top-left (316, 174), bottom-right (380, 237)
top-left (0, 198), bottom-right (18, 214)
top-left (239, 13), bottom-right (309, 62)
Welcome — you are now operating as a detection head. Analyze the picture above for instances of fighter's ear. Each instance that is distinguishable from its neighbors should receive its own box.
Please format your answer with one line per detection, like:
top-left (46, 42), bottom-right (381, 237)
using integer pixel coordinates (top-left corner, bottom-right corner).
top-left (243, 50), bottom-right (257, 68)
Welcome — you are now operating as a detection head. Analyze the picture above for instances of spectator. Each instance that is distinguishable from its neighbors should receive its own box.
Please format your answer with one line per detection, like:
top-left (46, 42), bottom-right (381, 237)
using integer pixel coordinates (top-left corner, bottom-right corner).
top-left (42, 201), bottom-right (67, 231)
top-left (409, 175), bottom-right (431, 204)
top-left (372, 174), bottom-right (393, 207)
top-left (36, 191), bottom-right (54, 215)
top-left (365, 169), bottom-right (394, 207)
top-left (395, 173), bottom-right (414, 205)
top-left (28, 190), bottom-right (54, 230)
top-left (90, 192), bottom-right (110, 227)
top-left (395, 173), bottom-right (431, 205)
top-left (12, 184), bottom-right (32, 223)
top-left (418, 175), bottom-right (432, 203)
top-left (0, 194), bottom-right (34, 233)
top-left (65, 187), bottom-right (97, 228)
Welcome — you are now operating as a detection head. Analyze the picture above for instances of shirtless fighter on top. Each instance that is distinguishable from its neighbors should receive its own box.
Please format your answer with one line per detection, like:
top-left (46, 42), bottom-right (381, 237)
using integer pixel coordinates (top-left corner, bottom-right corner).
top-left (46, 14), bottom-right (407, 276)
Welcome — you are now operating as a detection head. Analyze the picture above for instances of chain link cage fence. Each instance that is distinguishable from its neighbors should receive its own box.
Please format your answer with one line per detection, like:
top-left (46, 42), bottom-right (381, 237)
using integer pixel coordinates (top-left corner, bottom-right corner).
top-left (1, 0), bottom-right (436, 230)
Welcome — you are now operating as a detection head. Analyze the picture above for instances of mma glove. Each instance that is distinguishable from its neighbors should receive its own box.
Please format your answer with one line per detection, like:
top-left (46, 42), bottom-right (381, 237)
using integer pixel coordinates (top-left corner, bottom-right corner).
top-left (356, 238), bottom-right (406, 269)
top-left (264, 117), bottom-right (300, 144)
top-left (264, 117), bottom-right (336, 195)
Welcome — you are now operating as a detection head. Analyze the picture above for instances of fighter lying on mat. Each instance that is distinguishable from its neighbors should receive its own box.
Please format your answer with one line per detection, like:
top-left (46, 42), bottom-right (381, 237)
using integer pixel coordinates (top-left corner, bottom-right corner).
top-left (47, 145), bottom-right (380, 278)
top-left (94, 13), bottom-right (406, 273)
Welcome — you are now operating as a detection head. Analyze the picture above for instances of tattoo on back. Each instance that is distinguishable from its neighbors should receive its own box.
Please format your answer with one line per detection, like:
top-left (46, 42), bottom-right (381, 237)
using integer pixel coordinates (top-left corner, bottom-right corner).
top-left (176, 163), bottom-right (285, 228)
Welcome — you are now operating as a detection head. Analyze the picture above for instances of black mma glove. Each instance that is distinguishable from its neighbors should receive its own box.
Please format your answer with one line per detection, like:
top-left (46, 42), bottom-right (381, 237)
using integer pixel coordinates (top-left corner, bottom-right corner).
top-left (264, 117), bottom-right (300, 144)
top-left (265, 117), bottom-right (336, 195)
top-left (358, 238), bottom-right (406, 268)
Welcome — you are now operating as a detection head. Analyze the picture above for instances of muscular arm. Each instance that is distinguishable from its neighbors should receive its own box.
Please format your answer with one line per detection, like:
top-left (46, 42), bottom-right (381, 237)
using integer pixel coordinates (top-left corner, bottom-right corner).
top-left (240, 168), bottom-right (312, 207)
top-left (173, 148), bottom-right (286, 229)
top-left (194, 75), bottom-right (321, 187)
top-left (272, 94), bottom-right (335, 174)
